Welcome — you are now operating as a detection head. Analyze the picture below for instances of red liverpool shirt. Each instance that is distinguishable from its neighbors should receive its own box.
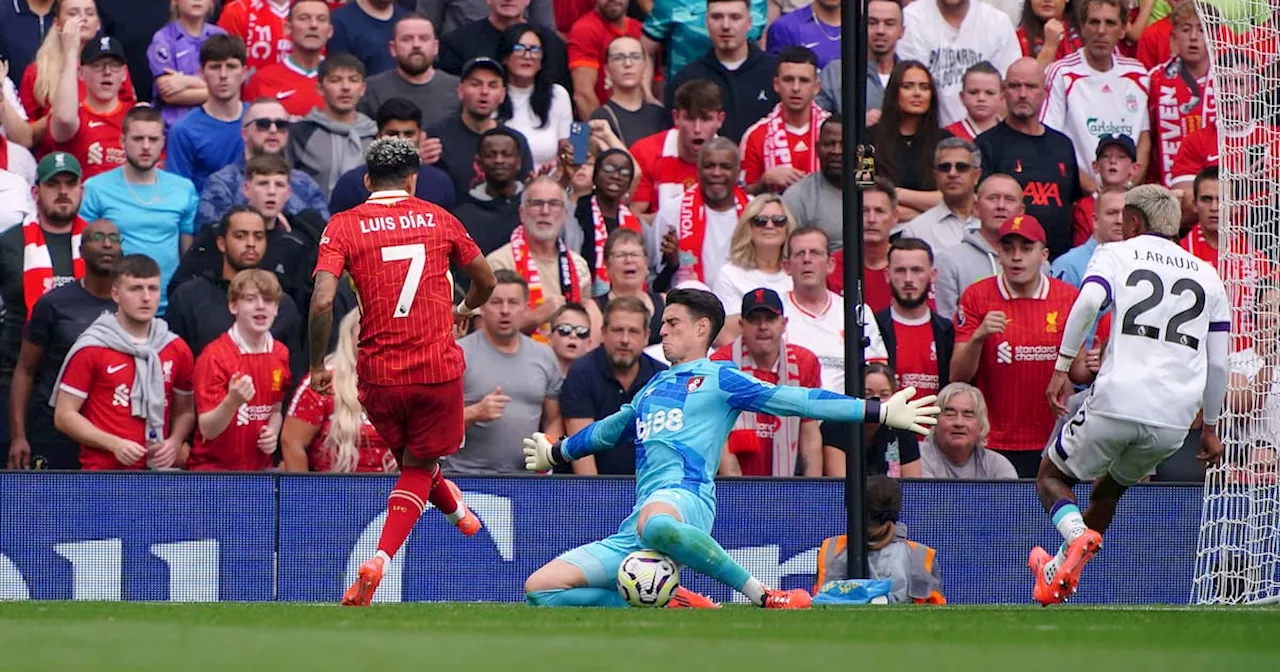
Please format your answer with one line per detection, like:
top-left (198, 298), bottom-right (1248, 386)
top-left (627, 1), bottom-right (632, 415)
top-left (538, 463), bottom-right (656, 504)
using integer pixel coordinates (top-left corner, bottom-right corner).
top-left (188, 328), bottom-right (291, 471)
top-left (314, 190), bottom-right (481, 385)
top-left (288, 370), bottom-right (396, 472)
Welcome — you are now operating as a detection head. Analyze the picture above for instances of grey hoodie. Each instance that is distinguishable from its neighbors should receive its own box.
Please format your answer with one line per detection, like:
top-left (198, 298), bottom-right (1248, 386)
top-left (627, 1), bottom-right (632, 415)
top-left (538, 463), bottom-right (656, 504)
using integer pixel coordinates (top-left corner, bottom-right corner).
top-left (51, 312), bottom-right (181, 441)
top-left (933, 230), bottom-right (999, 321)
top-left (288, 109), bottom-right (378, 198)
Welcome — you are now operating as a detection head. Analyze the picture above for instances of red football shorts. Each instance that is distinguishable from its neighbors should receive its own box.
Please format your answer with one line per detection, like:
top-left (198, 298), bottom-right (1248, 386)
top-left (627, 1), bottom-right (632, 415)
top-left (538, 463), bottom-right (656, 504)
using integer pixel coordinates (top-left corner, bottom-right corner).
top-left (358, 378), bottom-right (464, 463)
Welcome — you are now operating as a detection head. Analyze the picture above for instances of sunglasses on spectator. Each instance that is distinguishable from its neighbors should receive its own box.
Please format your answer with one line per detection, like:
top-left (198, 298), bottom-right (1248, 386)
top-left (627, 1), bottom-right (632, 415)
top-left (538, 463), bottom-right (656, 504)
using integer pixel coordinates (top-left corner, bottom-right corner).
top-left (513, 44), bottom-right (543, 57)
top-left (552, 324), bottom-right (591, 338)
top-left (751, 214), bottom-right (788, 227)
top-left (598, 164), bottom-right (634, 178)
top-left (936, 162), bottom-right (974, 174)
top-left (248, 118), bottom-right (292, 131)
top-left (85, 232), bottom-right (122, 243)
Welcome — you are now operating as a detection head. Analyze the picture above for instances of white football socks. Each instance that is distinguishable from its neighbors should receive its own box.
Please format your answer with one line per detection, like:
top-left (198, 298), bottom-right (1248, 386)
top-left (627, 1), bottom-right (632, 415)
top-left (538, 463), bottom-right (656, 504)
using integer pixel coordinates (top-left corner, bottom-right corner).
top-left (444, 508), bottom-right (465, 524)
top-left (1055, 511), bottom-right (1087, 545)
top-left (743, 579), bottom-right (766, 606)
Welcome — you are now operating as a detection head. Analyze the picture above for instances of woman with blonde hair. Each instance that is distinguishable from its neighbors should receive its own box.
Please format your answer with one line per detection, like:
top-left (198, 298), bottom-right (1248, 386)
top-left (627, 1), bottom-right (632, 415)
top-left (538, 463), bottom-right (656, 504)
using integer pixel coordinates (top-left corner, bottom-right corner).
top-left (20, 0), bottom-right (136, 149)
top-left (147, 0), bottom-right (225, 129)
top-left (281, 309), bottom-right (396, 473)
top-left (711, 193), bottom-right (796, 346)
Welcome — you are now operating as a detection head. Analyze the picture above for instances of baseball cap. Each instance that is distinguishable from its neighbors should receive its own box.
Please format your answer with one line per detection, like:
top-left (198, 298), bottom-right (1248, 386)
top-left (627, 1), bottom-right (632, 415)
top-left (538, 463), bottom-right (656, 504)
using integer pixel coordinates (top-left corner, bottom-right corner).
top-left (460, 57), bottom-right (506, 82)
top-left (36, 152), bottom-right (83, 183)
top-left (998, 213), bottom-right (1047, 245)
top-left (1095, 134), bottom-right (1137, 161)
top-left (741, 287), bottom-right (784, 317)
top-left (81, 35), bottom-right (127, 65)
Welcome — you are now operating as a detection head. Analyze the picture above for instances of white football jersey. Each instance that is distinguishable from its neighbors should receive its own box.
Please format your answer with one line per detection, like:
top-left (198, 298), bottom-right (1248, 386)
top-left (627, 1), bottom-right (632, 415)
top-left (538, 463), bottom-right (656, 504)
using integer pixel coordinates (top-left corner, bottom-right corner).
top-left (1042, 50), bottom-right (1151, 182)
top-left (782, 292), bottom-right (887, 393)
top-left (1082, 234), bottom-right (1230, 429)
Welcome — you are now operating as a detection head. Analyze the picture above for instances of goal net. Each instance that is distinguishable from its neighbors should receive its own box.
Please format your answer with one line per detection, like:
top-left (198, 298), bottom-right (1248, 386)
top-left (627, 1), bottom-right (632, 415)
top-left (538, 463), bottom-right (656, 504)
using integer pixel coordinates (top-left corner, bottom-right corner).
top-left (1191, 0), bottom-right (1280, 605)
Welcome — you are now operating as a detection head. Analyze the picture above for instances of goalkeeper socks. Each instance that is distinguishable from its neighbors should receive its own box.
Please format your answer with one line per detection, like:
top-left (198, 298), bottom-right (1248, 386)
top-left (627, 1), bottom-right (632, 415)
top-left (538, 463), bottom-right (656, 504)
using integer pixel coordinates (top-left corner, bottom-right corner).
top-left (526, 588), bottom-right (628, 608)
top-left (376, 466), bottom-right (434, 559)
top-left (426, 465), bottom-right (465, 524)
top-left (640, 513), bottom-right (754, 598)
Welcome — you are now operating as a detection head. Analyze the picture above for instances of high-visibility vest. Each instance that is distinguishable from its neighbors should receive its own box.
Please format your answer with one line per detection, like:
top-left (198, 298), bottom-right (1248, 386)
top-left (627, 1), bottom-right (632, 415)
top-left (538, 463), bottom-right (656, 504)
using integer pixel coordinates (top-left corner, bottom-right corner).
top-left (814, 524), bottom-right (946, 604)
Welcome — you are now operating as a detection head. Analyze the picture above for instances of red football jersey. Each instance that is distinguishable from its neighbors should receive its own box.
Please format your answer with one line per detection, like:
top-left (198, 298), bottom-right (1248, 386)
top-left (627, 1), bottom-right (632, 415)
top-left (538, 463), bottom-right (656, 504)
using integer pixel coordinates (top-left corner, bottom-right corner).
top-left (954, 274), bottom-right (1112, 452)
top-left (288, 371), bottom-right (396, 472)
top-left (58, 339), bottom-right (194, 470)
top-left (710, 343), bottom-right (822, 476)
top-left (20, 62), bottom-right (136, 122)
top-left (315, 190), bottom-right (481, 385)
top-left (219, 0), bottom-right (291, 75)
top-left (188, 329), bottom-right (291, 471)
top-left (243, 60), bottom-right (323, 117)
top-left (1147, 58), bottom-right (1215, 187)
top-left (631, 129), bottom-right (697, 209)
top-left (943, 118), bottom-right (982, 142)
top-left (57, 101), bottom-right (133, 179)
top-left (566, 11), bottom-right (644, 108)
top-left (739, 119), bottom-right (816, 187)
top-left (890, 315), bottom-right (940, 401)
top-left (1172, 123), bottom-right (1280, 188)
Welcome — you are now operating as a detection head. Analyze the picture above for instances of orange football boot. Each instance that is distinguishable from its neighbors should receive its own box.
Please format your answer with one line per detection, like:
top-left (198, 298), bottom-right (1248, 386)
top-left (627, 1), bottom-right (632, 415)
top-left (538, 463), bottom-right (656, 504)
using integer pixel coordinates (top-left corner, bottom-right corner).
top-left (762, 588), bottom-right (812, 609)
top-left (1050, 529), bottom-right (1103, 600)
top-left (341, 555), bottom-right (384, 607)
top-left (444, 479), bottom-right (481, 536)
top-left (1028, 546), bottom-right (1064, 606)
top-left (666, 586), bottom-right (721, 609)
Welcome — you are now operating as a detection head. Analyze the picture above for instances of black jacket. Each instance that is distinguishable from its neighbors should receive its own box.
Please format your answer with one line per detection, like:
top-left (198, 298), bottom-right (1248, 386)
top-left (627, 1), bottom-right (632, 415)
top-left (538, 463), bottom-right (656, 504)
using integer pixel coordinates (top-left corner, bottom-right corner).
top-left (873, 307), bottom-right (955, 392)
top-left (665, 45), bottom-right (778, 143)
top-left (437, 19), bottom-right (572, 95)
top-left (169, 210), bottom-right (324, 311)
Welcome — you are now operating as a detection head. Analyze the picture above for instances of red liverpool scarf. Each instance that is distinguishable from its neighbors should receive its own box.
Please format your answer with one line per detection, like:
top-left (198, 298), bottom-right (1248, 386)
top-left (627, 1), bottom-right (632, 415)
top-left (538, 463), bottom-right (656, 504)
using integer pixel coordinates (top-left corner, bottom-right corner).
top-left (760, 102), bottom-right (830, 174)
top-left (511, 224), bottom-right (582, 308)
top-left (677, 184), bottom-right (749, 283)
top-left (22, 217), bottom-right (86, 312)
top-left (590, 195), bottom-right (641, 290)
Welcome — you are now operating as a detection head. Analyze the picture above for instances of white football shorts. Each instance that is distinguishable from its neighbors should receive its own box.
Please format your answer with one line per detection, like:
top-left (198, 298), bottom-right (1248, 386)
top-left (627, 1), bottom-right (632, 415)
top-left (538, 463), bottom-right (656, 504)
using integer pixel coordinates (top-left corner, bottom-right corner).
top-left (1047, 392), bottom-right (1191, 486)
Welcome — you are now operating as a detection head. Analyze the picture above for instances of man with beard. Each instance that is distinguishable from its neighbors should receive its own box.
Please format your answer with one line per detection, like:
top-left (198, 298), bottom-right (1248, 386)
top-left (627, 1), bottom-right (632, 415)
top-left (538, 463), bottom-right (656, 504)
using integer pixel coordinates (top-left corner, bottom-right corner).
top-left (0, 152), bottom-right (90, 461)
top-left (428, 58), bottom-right (534, 203)
top-left (567, 0), bottom-right (645, 118)
top-left (976, 58), bottom-right (1081, 260)
top-left (198, 99), bottom-right (331, 228)
top-left (331, 98), bottom-right (457, 215)
top-left (711, 287), bottom-right (823, 477)
top-left (166, 206), bottom-right (304, 367)
top-left (358, 15), bottom-right (461, 131)
top-left (783, 118), bottom-right (843, 249)
top-left (559, 295), bottom-right (665, 474)
top-left (243, 0), bottom-right (333, 117)
top-left (454, 128), bottom-right (525, 257)
top-left (80, 106), bottom-right (199, 316)
top-left (8, 219), bottom-right (120, 470)
top-left (874, 238), bottom-right (954, 404)
top-left (288, 54), bottom-right (378, 198)
top-left (486, 177), bottom-right (595, 335)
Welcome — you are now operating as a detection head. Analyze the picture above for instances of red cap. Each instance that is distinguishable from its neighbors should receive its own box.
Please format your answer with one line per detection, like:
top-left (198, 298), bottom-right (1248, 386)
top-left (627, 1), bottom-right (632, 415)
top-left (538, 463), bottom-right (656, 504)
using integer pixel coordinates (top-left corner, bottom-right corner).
top-left (998, 214), bottom-right (1047, 245)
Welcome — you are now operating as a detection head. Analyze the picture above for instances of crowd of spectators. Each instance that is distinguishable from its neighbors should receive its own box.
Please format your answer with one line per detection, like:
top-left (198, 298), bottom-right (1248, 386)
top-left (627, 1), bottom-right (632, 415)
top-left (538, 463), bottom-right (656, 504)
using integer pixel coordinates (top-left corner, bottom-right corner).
top-left (0, 0), bottom-right (1269, 481)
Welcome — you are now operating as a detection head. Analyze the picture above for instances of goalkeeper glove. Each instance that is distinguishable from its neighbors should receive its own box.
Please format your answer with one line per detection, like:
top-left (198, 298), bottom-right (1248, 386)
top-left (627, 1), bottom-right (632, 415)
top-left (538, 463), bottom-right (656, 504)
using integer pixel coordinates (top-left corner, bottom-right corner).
top-left (522, 432), bottom-right (563, 471)
top-left (879, 386), bottom-right (941, 436)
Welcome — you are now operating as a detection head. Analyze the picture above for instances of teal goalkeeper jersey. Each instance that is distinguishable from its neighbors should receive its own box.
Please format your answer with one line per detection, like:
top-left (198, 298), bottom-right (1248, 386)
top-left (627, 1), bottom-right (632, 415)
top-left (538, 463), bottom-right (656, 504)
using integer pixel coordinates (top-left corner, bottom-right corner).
top-left (562, 358), bottom-right (873, 513)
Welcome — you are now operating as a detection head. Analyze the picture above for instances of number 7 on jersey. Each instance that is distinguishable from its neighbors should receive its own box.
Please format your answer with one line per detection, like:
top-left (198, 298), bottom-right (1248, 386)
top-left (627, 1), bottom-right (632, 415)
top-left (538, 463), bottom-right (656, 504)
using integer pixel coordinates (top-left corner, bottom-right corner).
top-left (381, 243), bottom-right (426, 318)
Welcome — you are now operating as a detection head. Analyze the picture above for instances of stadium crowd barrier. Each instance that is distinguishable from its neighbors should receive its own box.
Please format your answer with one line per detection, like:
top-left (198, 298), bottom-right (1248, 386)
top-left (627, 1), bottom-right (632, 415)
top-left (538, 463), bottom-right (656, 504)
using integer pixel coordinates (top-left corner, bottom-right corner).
top-left (0, 474), bottom-right (1201, 604)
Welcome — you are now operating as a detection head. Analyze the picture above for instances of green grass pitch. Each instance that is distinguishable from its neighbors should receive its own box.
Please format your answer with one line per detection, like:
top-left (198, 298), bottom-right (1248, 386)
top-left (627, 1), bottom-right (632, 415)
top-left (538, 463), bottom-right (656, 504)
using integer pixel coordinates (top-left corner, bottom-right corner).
top-left (1, 602), bottom-right (1278, 671)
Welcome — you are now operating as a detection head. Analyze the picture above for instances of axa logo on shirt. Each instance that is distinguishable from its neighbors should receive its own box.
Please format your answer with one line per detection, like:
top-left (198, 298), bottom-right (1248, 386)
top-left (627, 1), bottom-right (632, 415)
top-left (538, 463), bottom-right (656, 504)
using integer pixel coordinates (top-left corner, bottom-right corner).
top-left (235, 404), bottom-right (275, 427)
top-left (112, 384), bottom-right (130, 408)
top-left (1086, 118), bottom-right (1135, 138)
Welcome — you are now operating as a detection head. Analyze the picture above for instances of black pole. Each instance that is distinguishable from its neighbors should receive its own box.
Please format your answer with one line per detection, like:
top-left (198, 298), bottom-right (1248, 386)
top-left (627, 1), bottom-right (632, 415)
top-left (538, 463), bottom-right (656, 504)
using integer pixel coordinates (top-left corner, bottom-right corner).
top-left (841, 0), bottom-right (869, 579)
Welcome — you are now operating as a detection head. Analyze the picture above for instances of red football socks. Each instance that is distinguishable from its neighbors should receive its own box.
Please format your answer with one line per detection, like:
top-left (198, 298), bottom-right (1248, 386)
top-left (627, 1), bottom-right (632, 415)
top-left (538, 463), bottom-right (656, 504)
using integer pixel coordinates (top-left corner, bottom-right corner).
top-left (376, 466), bottom-right (434, 559)
top-left (427, 467), bottom-right (464, 521)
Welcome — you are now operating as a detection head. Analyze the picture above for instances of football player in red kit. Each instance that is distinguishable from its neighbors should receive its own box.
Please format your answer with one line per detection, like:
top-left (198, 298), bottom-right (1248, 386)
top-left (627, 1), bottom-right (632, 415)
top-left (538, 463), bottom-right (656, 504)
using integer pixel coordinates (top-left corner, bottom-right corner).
top-left (309, 137), bottom-right (498, 606)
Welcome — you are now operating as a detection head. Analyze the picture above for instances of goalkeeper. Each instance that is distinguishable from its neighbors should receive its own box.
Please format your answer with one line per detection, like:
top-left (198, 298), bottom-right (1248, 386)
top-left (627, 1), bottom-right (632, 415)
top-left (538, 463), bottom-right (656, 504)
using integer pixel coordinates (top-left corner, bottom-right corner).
top-left (522, 288), bottom-right (940, 609)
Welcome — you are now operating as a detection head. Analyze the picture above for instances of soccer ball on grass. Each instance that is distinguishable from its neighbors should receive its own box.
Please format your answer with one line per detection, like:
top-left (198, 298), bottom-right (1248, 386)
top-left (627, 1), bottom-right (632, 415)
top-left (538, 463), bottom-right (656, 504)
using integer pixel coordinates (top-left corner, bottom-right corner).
top-left (616, 550), bottom-right (680, 607)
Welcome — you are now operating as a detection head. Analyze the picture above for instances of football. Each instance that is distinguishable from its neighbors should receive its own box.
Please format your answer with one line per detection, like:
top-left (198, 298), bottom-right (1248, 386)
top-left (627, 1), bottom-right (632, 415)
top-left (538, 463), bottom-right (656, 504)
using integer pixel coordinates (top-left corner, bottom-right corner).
top-left (616, 550), bottom-right (680, 607)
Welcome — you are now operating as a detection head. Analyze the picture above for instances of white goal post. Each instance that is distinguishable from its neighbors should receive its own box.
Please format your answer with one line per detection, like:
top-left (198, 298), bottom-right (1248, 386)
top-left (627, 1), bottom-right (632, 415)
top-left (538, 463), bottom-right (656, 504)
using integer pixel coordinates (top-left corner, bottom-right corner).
top-left (1191, 0), bottom-right (1280, 605)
